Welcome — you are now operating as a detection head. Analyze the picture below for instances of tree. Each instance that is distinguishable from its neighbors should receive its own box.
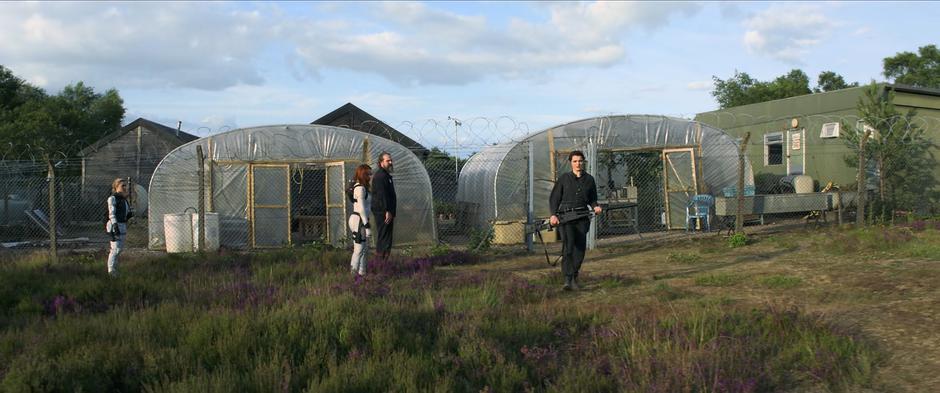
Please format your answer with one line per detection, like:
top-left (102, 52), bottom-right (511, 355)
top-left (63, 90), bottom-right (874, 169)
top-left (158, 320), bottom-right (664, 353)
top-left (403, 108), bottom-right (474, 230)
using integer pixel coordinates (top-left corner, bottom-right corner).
top-left (0, 65), bottom-right (45, 110)
top-left (711, 71), bottom-right (759, 109)
top-left (712, 69), bottom-right (812, 108)
top-left (0, 65), bottom-right (125, 160)
top-left (712, 69), bottom-right (857, 108)
top-left (814, 70), bottom-right (859, 93)
top-left (883, 44), bottom-right (940, 88)
top-left (841, 82), bottom-right (937, 219)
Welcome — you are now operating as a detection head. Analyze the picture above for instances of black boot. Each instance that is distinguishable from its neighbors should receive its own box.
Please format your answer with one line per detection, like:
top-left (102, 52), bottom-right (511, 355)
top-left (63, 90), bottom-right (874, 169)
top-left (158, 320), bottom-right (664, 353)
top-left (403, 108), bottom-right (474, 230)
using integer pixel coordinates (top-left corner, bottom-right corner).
top-left (571, 275), bottom-right (581, 290)
top-left (563, 276), bottom-right (573, 291)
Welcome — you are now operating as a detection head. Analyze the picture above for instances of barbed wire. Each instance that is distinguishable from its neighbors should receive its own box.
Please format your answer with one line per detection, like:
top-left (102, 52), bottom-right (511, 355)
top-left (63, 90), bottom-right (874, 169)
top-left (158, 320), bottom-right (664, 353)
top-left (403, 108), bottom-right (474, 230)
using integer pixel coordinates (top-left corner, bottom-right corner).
top-left (2, 113), bottom-right (938, 171)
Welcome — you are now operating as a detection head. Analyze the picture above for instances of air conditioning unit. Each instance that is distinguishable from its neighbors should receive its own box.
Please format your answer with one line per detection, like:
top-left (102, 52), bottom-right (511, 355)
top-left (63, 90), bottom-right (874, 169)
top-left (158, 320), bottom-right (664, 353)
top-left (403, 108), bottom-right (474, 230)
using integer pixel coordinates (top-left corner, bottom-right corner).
top-left (820, 122), bottom-right (840, 138)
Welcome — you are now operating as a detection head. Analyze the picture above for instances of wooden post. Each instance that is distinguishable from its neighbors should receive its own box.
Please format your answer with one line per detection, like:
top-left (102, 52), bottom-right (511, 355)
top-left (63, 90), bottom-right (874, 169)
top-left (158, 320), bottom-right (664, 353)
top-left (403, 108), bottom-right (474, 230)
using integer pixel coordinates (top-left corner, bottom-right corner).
top-left (547, 130), bottom-right (557, 182)
top-left (735, 133), bottom-right (750, 234)
top-left (526, 141), bottom-right (534, 252)
top-left (856, 130), bottom-right (872, 227)
top-left (47, 161), bottom-right (57, 261)
top-left (362, 137), bottom-right (370, 164)
top-left (196, 145), bottom-right (206, 252)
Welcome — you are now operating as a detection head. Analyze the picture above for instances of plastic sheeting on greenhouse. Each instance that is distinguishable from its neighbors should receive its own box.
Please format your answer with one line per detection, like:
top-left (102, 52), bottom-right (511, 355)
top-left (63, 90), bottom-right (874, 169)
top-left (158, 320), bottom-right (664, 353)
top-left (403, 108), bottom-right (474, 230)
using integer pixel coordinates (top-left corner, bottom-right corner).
top-left (149, 124), bottom-right (436, 250)
top-left (456, 115), bottom-right (754, 229)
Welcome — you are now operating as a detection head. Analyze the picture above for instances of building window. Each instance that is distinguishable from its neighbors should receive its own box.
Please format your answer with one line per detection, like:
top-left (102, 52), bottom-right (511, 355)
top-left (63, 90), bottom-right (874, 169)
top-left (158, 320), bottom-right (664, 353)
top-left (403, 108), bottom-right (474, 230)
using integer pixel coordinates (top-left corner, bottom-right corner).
top-left (764, 133), bottom-right (783, 166)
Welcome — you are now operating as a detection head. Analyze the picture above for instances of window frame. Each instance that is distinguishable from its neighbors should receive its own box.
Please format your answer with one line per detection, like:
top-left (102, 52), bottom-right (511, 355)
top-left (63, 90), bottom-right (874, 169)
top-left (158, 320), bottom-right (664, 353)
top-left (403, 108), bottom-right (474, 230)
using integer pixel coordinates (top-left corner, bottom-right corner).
top-left (764, 132), bottom-right (784, 166)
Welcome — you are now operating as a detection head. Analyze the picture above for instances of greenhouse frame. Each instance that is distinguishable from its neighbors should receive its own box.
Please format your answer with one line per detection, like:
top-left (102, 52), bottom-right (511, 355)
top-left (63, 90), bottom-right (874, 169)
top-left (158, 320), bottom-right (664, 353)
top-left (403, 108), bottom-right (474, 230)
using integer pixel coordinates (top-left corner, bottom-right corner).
top-left (456, 115), bottom-right (754, 236)
top-left (148, 124), bottom-right (436, 250)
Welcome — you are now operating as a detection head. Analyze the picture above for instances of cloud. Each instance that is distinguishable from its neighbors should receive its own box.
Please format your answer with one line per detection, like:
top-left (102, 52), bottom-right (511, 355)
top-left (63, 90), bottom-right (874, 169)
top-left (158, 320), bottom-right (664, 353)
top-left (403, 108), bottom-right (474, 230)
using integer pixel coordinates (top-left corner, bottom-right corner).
top-left (0, 2), bottom-right (270, 91)
top-left (0, 1), bottom-right (704, 90)
top-left (742, 4), bottom-right (833, 63)
top-left (287, 2), bottom-right (702, 85)
top-left (686, 81), bottom-right (713, 90)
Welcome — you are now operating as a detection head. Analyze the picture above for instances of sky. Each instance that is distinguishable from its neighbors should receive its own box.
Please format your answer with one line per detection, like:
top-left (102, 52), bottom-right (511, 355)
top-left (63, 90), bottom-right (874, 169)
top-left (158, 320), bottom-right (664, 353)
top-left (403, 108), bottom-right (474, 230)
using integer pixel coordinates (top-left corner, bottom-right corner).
top-left (0, 1), bottom-right (936, 156)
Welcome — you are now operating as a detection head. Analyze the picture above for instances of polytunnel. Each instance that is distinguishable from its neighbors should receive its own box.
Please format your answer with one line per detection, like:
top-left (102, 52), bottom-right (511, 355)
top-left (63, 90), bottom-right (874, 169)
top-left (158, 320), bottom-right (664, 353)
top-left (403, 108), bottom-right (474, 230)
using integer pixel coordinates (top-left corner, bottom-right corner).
top-left (149, 124), bottom-right (436, 250)
top-left (456, 115), bottom-right (753, 238)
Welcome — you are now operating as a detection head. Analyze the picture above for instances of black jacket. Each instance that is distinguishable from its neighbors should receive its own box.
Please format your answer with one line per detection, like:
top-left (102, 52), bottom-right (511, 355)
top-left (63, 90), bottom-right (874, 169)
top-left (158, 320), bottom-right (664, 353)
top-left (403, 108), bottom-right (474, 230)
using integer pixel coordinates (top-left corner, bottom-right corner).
top-left (549, 171), bottom-right (598, 214)
top-left (107, 193), bottom-right (133, 224)
top-left (371, 167), bottom-right (397, 216)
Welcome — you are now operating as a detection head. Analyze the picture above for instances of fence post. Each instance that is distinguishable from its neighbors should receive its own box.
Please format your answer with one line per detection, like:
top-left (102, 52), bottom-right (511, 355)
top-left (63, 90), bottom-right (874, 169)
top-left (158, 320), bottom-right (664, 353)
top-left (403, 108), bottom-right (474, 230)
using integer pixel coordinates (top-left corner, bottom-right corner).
top-left (856, 130), bottom-right (872, 227)
top-left (837, 189), bottom-right (843, 226)
top-left (586, 140), bottom-right (597, 250)
top-left (526, 142), bottom-right (534, 252)
top-left (196, 145), bottom-right (206, 252)
top-left (736, 133), bottom-right (750, 234)
top-left (47, 160), bottom-right (57, 261)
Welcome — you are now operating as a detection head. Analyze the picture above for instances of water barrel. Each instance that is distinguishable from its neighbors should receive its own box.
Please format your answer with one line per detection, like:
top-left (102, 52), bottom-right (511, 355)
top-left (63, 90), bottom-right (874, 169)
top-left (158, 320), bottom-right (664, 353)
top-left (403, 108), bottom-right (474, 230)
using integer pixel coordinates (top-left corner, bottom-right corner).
top-left (164, 213), bottom-right (194, 253)
top-left (191, 213), bottom-right (220, 252)
top-left (793, 175), bottom-right (814, 193)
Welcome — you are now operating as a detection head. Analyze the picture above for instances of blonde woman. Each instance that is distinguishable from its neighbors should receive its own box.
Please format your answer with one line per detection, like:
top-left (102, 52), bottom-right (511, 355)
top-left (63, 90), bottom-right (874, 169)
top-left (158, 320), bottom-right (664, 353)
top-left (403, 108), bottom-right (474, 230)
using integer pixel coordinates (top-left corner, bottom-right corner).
top-left (105, 178), bottom-right (133, 277)
top-left (348, 165), bottom-right (372, 276)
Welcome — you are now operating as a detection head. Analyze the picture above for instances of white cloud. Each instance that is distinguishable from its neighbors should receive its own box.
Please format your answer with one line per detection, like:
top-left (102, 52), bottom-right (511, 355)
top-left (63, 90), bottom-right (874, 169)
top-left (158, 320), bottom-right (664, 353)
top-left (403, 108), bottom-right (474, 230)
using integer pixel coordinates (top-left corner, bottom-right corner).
top-left (287, 1), bottom-right (702, 85)
top-left (686, 81), bottom-right (713, 90)
top-left (0, 2), bottom-right (270, 91)
top-left (0, 1), bottom-right (704, 90)
top-left (742, 4), bottom-right (833, 63)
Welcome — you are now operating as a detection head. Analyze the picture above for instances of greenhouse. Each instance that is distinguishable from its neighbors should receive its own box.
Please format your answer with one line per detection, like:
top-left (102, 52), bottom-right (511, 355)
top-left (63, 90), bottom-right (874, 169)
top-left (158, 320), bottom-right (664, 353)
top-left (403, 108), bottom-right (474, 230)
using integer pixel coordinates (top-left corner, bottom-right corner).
top-left (148, 124), bottom-right (436, 251)
top-left (456, 115), bottom-right (753, 239)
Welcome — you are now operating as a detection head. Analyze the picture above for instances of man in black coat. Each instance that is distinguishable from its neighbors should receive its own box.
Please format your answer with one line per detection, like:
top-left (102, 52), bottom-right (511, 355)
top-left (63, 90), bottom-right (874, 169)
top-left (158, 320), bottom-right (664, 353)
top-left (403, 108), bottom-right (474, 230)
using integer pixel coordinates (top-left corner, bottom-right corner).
top-left (549, 150), bottom-right (602, 290)
top-left (371, 152), bottom-right (397, 260)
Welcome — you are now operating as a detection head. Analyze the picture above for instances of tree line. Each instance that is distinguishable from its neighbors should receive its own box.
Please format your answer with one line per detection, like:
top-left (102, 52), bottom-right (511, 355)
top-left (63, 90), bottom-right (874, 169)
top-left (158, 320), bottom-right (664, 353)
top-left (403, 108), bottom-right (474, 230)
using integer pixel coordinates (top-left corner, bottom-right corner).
top-left (0, 65), bottom-right (125, 161)
top-left (711, 44), bottom-right (940, 109)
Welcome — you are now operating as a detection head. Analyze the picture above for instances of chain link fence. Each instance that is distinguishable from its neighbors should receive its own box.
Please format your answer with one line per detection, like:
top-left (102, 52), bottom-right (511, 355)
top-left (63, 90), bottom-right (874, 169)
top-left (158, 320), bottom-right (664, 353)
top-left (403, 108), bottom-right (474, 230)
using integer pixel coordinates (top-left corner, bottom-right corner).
top-left (3, 113), bottom-right (940, 259)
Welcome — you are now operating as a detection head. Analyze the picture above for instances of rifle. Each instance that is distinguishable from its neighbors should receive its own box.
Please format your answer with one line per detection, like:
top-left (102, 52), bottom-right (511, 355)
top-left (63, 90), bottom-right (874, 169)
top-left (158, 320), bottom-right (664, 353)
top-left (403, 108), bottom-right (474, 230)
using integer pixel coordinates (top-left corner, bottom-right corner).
top-left (525, 202), bottom-right (637, 266)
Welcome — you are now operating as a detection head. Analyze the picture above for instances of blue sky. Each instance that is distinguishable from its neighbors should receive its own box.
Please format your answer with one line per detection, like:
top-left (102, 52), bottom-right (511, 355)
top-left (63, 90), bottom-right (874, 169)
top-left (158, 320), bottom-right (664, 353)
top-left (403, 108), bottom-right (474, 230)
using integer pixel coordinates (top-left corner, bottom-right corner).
top-left (0, 1), bottom-right (935, 156)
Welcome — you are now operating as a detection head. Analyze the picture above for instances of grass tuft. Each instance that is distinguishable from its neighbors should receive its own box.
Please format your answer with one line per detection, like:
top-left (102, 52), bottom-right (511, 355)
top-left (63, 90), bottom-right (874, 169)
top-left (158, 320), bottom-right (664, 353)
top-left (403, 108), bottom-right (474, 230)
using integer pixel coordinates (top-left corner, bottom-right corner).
top-left (666, 252), bottom-right (703, 264)
top-left (695, 273), bottom-right (744, 287)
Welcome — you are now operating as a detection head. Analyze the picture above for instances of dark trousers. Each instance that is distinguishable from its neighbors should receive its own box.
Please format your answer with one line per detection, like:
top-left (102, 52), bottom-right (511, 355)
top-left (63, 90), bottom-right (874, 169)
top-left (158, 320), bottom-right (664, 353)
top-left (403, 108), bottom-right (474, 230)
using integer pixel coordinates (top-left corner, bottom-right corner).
top-left (559, 217), bottom-right (590, 277)
top-left (373, 212), bottom-right (394, 254)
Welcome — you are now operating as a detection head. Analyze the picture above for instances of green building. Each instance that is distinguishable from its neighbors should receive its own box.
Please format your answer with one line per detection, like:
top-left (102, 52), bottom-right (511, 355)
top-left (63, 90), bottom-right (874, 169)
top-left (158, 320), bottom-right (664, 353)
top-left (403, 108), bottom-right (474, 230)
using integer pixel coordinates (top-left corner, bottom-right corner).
top-left (695, 84), bottom-right (940, 210)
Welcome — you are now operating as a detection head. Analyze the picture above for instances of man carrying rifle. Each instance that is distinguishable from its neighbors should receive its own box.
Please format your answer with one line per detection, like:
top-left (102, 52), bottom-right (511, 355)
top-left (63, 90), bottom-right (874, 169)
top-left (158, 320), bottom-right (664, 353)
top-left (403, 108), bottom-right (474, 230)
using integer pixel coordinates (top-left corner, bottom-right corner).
top-left (550, 150), bottom-right (602, 291)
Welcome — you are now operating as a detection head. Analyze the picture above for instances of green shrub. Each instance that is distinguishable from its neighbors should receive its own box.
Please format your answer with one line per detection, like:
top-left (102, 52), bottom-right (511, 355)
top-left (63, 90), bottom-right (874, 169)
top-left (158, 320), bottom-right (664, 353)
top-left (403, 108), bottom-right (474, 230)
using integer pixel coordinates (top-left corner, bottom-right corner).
top-left (468, 227), bottom-right (495, 252)
top-left (728, 233), bottom-right (748, 248)
top-left (429, 243), bottom-right (451, 257)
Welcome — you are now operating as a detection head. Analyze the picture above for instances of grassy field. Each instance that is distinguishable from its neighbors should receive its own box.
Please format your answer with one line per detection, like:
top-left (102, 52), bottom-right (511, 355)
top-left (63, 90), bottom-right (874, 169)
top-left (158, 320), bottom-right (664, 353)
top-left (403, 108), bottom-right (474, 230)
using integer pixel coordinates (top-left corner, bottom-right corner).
top-left (0, 223), bottom-right (937, 392)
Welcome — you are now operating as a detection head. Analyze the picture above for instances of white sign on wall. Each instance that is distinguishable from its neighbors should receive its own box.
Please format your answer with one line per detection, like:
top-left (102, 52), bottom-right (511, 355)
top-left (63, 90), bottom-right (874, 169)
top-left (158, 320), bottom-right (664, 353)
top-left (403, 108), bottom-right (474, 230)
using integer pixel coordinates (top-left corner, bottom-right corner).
top-left (791, 133), bottom-right (801, 150)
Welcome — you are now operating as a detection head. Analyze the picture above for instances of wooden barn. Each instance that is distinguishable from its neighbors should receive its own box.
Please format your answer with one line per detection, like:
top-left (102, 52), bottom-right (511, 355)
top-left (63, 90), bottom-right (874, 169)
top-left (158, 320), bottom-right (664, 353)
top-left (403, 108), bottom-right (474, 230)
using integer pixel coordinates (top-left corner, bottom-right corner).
top-left (312, 103), bottom-right (430, 160)
top-left (78, 118), bottom-right (198, 214)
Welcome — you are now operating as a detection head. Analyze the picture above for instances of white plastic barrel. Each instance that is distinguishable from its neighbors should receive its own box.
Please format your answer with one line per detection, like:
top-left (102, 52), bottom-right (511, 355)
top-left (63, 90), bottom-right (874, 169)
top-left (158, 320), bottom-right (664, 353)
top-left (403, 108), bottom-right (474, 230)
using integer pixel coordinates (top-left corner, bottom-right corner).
top-left (164, 213), bottom-right (194, 253)
top-left (191, 213), bottom-right (220, 252)
top-left (793, 175), bottom-right (814, 193)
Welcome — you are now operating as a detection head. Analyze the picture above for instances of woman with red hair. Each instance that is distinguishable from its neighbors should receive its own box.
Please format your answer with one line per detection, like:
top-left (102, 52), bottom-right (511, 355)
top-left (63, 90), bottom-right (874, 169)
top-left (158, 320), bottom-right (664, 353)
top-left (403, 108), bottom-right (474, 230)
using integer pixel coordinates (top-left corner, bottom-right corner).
top-left (348, 164), bottom-right (373, 276)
